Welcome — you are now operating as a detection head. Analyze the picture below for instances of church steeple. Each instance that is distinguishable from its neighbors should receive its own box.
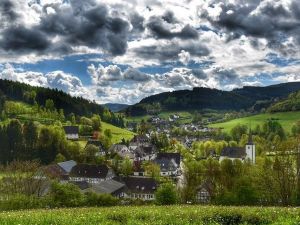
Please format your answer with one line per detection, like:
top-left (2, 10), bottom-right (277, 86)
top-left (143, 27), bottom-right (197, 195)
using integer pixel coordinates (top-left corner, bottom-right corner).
top-left (245, 128), bottom-right (255, 164)
top-left (247, 128), bottom-right (253, 145)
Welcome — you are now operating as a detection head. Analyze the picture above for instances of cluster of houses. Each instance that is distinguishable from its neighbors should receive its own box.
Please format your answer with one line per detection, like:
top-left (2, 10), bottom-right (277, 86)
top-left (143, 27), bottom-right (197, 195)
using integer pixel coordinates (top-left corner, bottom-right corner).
top-left (45, 134), bottom-right (183, 201)
top-left (109, 135), bottom-right (182, 177)
top-left (61, 123), bottom-right (256, 203)
top-left (45, 160), bottom-right (158, 201)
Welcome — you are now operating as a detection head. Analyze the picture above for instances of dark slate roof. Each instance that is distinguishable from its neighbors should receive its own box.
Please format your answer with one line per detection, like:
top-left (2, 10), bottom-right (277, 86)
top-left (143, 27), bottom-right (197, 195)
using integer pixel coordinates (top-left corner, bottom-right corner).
top-left (89, 180), bottom-right (125, 195)
top-left (70, 164), bottom-right (111, 179)
top-left (155, 158), bottom-right (178, 172)
top-left (123, 177), bottom-right (158, 194)
top-left (157, 153), bottom-right (181, 165)
top-left (63, 126), bottom-right (79, 134)
top-left (220, 147), bottom-right (246, 158)
top-left (70, 181), bottom-right (90, 190)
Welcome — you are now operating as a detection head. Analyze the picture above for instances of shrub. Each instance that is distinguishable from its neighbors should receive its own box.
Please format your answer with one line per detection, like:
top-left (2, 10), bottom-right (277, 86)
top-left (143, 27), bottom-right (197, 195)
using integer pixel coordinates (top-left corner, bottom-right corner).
top-left (84, 192), bottom-right (119, 207)
top-left (50, 182), bottom-right (83, 207)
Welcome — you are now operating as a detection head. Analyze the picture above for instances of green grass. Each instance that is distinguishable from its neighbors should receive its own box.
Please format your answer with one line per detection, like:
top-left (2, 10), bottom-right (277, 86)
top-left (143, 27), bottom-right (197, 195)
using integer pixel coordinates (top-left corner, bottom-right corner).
top-left (210, 111), bottom-right (300, 133)
top-left (102, 122), bottom-right (135, 143)
top-left (0, 205), bottom-right (299, 224)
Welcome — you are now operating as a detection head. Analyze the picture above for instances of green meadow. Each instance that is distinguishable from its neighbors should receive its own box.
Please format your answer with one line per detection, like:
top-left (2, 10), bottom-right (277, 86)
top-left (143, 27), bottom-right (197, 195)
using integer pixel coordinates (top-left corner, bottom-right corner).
top-left (210, 111), bottom-right (300, 133)
top-left (0, 205), bottom-right (299, 225)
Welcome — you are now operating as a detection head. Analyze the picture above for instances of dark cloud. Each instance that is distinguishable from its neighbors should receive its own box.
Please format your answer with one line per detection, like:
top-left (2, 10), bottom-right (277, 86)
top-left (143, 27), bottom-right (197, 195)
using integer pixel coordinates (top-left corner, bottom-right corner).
top-left (191, 69), bottom-right (207, 79)
top-left (0, 26), bottom-right (50, 52)
top-left (162, 11), bottom-right (177, 24)
top-left (0, 0), bottom-right (18, 22)
top-left (133, 40), bottom-right (209, 62)
top-left (0, 2), bottom-right (130, 56)
top-left (147, 16), bottom-right (198, 40)
top-left (130, 12), bottom-right (145, 32)
top-left (212, 68), bottom-right (241, 86)
top-left (201, 0), bottom-right (300, 52)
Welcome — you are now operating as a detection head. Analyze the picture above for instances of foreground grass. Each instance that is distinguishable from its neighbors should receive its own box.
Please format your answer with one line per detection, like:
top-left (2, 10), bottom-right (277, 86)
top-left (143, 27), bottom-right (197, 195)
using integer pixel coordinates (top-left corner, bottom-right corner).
top-left (0, 205), bottom-right (299, 225)
top-left (210, 111), bottom-right (300, 133)
top-left (102, 121), bottom-right (135, 143)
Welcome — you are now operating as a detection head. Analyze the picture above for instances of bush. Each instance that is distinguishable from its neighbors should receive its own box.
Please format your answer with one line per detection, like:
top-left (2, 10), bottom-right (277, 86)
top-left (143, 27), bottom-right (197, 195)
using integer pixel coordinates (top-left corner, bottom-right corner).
top-left (155, 183), bottom-right (178, 205)
top-left (50, 182), bottom-right (83, 207)
top-left (0, 195), bottom-right (50, 211)
top-left (84, 192), bottom-right (119, 207)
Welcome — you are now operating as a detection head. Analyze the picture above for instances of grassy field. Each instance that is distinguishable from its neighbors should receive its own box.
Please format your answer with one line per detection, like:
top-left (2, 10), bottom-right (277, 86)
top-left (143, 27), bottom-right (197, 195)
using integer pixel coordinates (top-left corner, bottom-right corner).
top-left (0, 205), bottom-right (299, 225)
top-left (210, 111), bottom-right (300, 133)
top-left (102, 121), bottom-right (135, 143)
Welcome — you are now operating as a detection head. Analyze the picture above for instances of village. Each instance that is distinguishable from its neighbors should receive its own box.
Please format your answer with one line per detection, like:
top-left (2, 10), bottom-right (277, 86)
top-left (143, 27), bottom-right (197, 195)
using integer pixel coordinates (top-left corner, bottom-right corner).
top-left (45, 117), bottom-right (256, 204)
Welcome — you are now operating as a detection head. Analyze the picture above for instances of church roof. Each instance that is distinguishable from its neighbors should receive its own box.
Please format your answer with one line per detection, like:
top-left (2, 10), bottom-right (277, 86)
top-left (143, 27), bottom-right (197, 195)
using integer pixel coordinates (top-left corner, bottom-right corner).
top-left (220, 147), bottom-right (246, 159)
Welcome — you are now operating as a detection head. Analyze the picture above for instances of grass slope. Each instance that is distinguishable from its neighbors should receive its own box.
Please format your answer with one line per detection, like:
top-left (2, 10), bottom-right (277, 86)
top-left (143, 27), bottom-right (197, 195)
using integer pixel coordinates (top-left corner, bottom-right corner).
top-left (0, 205), bottom-right (299, 225)
top-left (102, 121), bottom-right (135, 143)
top-left (210, 111), bottom-right (300, 133)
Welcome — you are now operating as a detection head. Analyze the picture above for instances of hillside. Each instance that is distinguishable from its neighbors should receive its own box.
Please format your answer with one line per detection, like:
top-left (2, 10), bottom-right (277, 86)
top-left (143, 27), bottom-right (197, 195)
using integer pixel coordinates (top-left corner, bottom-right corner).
top-left (268, 90), bottom-right (300, 112)
top-left (210, 111), bottom-right (300, 133)
top-left (125, 82), bottom-right (300, 116)
top-left (102, 121), bottom-right (135, 143)
top-left (0, 205), bottom-right (299, 224)
top-left (0, 79), bottom-right (124, 127)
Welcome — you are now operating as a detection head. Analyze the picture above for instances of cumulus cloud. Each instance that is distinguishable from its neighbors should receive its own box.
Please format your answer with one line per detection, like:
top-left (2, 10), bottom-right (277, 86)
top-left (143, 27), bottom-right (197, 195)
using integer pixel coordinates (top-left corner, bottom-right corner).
top-left (0, 63), bottom-right (89, 97)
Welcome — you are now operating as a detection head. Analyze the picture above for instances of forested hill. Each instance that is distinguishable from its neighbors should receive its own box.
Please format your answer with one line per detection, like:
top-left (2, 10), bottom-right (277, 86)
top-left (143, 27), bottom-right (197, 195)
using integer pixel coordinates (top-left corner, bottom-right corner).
top-left (0, 79), bottom-right (124, 127)
top-left (268, 90), bottom-right (300, 113)
top-left (124, 82), bottom-right (300, 116)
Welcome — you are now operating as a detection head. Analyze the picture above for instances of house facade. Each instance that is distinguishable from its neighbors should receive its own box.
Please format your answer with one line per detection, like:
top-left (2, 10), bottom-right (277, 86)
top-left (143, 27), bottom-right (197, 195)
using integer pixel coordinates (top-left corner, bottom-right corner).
top-left (63, 126), bottom-right (79, 140)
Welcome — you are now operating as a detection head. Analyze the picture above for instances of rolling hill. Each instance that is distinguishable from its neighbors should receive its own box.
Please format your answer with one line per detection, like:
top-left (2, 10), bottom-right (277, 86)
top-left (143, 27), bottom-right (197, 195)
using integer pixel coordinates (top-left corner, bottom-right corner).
top-left (125, 82), bottom-right (300, 116)
top-left (0, 79), bottom-right (124, 127)
top-left (209, 111), bottom-right (300, 133)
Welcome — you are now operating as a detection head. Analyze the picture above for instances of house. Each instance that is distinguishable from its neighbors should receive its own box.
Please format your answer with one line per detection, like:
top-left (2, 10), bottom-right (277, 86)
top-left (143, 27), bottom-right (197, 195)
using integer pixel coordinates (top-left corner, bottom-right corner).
top-left (85, 140), bottom-right (106, 156)
top-left (195, 181), bottom-right (213, 203)
top-left (63, 126), bottom-right (79, 140)
top-left (155, 153), bottom-right (181, 176)
top-left (43, 160), bottom-right (76, 180)
top-left (134, 145), bottom-right (156, 161)
top-left (70, 179), bottom-right (125, 198)
top-left (69, 164), bottom-right (115, 183)
top-left (219, 132), bottom-right (255, 163)
top-left (109, 144), bottom-right (134, 160)
top-left (123, 176), bottom-right (158, 201)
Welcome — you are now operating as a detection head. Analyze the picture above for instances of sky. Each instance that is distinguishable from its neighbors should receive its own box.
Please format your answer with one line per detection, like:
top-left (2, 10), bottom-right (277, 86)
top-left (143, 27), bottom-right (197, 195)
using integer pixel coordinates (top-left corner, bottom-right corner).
top-left (1, 0), bottom-right (300, 104)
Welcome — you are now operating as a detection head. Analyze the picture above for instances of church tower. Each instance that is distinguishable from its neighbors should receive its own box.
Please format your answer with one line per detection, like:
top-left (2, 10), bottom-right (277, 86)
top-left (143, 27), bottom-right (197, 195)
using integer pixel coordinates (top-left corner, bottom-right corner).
top-left (245, 130), bottom-right (255, 164)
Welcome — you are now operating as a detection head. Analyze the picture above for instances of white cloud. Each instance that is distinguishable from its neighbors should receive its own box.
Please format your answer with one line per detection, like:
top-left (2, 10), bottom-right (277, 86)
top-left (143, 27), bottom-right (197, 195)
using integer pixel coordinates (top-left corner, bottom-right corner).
top-left (0, 63), bottom-right (90, 98)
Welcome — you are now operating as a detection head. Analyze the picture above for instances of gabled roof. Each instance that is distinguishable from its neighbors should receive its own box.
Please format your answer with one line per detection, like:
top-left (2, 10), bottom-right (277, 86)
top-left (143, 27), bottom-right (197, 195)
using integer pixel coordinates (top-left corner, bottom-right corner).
top-left (70, 181), bottom-right (90, 190)
top-left (89, 179), bottom-right (125, 194)
top-left (70, 164), bottom-right (113, 179)
top-left (43, 164), bottom-right (67, 178)
top-left (155, 158), bottom-right (178, 172)
top-left (63, 126), bottom-right (79, 134)
top-left (157, 153), bottom-right (181, 165)
top-left (123, 176), bottom-right (157, 194)
top-left (58, 160), bottom-right (77, 173)
top-left (220, 147), bottom-right (246, 158)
